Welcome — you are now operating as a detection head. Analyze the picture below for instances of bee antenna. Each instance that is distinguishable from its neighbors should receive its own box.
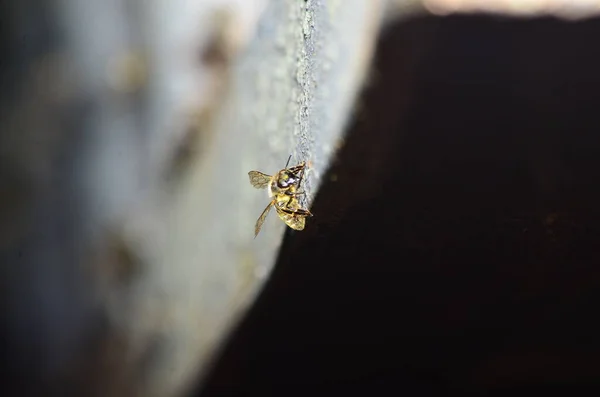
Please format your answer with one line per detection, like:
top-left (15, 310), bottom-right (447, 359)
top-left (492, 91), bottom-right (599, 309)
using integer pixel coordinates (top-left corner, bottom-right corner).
top-left (284, 154), bottom-right (292, 169)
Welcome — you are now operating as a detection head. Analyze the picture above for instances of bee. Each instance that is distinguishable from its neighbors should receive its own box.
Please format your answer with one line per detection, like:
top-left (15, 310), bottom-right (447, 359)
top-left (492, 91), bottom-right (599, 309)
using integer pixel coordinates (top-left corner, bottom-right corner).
top-left (248, 156), bottom-right (313, 237)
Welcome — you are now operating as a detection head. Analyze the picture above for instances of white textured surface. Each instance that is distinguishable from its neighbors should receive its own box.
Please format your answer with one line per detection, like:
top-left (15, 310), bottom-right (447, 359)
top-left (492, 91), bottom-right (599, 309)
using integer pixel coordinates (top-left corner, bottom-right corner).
top-left (58, 0), bottom-right (383, 396)
top-left (1, 1), bottom-right (385, 396)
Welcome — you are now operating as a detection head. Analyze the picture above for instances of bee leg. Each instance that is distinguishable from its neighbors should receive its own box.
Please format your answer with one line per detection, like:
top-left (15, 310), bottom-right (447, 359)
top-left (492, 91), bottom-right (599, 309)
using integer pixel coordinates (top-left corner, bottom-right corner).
top-left (282, 192), bottom-right (304, 209)
top-left (278, 206), bottom-right (312, 217)
top-left (294, 165), bottom-right (306, 188)
top-left (284, 193), bottom-right (295, 209)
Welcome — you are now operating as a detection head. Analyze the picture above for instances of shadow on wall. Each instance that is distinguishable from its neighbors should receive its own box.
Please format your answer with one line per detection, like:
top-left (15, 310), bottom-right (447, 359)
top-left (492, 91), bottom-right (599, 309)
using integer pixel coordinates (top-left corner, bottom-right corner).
top-left (198, 13), bottom-right (600, 397)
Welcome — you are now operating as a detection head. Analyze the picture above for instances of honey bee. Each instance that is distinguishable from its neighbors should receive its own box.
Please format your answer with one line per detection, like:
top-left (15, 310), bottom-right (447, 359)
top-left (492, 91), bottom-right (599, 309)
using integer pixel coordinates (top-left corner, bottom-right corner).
top-left (248, 156), bottom-right (313, 237)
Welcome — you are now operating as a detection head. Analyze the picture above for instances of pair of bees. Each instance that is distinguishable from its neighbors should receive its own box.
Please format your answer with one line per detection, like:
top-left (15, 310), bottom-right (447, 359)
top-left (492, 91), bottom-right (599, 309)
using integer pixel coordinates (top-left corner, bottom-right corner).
top-left (248, 156), bottom-right (313, 237)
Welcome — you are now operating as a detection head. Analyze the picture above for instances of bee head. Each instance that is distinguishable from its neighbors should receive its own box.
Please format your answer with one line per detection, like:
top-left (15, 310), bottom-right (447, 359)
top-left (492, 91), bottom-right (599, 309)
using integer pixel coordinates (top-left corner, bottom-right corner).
top-left (277, 171), bottom-right (298, 188)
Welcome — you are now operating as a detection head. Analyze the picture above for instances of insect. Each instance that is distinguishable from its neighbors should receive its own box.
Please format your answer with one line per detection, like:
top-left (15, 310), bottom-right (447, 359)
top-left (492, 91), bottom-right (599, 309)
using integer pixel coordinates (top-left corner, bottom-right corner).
top-left (248, 156), bottom-right (313, 237)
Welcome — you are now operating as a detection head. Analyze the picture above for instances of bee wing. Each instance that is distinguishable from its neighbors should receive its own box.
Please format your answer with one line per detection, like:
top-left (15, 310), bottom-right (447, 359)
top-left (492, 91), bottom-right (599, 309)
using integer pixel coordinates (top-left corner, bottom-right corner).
top-left (248, 171), bottom-right (271, 189)
top-left (275, 206), bottom-right (307, 231)
top-left (254, 202), bottom-right (274, 237)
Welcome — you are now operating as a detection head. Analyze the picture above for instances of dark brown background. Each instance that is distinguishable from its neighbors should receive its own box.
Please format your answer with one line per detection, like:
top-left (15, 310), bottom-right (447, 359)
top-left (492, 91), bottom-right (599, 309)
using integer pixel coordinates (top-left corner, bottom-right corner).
top-left (199, 14), bottom-right (600, 397)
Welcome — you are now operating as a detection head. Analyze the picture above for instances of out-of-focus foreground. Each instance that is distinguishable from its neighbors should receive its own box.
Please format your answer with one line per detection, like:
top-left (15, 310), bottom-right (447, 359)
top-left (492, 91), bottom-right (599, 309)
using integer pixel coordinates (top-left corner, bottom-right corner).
top-left (0, 1), bottom-right (384, 396)
top-left (1, 0), bottom-right (599, 396)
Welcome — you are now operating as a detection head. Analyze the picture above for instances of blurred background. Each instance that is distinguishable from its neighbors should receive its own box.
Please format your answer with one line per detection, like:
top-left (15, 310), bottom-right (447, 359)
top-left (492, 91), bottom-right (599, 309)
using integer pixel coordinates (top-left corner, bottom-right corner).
top-left (2, 0), bottom-right (600, 396)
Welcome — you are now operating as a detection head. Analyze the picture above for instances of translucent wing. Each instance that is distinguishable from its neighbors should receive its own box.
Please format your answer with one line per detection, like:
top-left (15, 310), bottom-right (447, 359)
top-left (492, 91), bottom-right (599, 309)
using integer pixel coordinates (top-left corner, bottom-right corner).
top-left (254, 202), bottom-right (273, 237)
top-left (248, 171), bottom-right (271, 189)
